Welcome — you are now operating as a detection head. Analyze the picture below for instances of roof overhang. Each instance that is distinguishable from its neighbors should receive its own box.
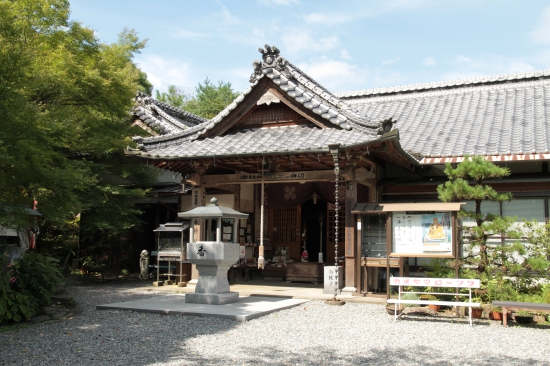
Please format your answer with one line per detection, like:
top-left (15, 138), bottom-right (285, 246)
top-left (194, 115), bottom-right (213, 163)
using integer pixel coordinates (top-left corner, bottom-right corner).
top-left (420, 154), bottom-right (550, 165)
top-left (352, 202), bottom-right (465, 214)
top-left (178, 198), bottom-right (249, 219)
top-left (344, 129), bottom-right (420, 171)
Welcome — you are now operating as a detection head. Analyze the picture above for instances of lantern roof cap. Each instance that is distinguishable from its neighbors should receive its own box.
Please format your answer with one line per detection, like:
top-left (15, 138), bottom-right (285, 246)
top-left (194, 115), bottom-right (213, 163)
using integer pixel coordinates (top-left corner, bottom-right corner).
top-left (178, 197), bottom-right (249, 219)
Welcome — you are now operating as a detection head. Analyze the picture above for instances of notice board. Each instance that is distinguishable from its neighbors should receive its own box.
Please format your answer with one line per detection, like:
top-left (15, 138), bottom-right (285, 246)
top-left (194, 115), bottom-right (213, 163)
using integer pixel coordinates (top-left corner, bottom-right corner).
top-left (391, 211), bottom-right (454, 257)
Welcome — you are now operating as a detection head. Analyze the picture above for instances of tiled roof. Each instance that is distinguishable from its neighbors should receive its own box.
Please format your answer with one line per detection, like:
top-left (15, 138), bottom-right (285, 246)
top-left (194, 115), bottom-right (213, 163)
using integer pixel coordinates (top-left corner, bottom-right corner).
top-left (130, 46), bottom-right (550, 164)
top-left (133, 92), bottom-right (207, 135)
top-left (339, 74), bottom-right (550, 159)
top-left (248, 45), bottom-right (380, 134)
top-left (131, 45), bottom-right (390, 159)
top-left (335, 69), bottom-right (550, 99)
top-left (136, 124), bottom-right (375, 159)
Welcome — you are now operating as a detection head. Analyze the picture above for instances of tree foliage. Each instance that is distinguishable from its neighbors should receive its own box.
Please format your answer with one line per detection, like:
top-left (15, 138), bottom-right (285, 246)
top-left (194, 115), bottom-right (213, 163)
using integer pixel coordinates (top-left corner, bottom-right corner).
top-left (437, 156), bottom-right (515, 273)
top-left (436, 156), bottom-right (550, 303)
top-left (157, 79), bottom-right (239, 119)
top-left (185, 78), bottom-right (239, 119)
top-left (0, 0), bottom-right (156, 244)
top-left (155, 85), bottom-right (189, 109)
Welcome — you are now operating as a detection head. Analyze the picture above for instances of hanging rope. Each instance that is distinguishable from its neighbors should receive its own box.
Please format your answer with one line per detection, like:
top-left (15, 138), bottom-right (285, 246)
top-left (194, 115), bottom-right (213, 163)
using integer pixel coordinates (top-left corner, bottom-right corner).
top-left (258, 161), bottom-right (266, 269)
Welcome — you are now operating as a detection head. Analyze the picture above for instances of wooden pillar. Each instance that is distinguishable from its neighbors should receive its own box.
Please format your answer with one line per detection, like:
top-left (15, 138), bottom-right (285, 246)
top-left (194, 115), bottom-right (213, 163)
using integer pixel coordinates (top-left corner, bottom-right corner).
top-left (342, 179), bottom-right (358, 295)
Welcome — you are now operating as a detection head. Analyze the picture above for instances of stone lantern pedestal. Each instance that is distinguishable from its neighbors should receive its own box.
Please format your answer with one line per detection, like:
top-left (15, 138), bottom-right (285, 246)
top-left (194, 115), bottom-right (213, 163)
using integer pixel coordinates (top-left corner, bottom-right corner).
top-left (185, 241), bottom-right (240, 305)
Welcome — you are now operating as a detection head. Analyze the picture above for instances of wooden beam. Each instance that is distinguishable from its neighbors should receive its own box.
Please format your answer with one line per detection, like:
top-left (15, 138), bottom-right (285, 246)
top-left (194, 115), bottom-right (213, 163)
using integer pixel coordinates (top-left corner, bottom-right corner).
top-left (184, 169), bottom-right (342, 186)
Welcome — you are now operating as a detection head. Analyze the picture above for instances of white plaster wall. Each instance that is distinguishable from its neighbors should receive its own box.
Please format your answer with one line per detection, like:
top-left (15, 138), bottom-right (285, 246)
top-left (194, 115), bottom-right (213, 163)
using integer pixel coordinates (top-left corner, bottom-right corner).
top-left (206, 194), bottom-right (234, 209)
top-left (180, 194), bottom-right (192, 212)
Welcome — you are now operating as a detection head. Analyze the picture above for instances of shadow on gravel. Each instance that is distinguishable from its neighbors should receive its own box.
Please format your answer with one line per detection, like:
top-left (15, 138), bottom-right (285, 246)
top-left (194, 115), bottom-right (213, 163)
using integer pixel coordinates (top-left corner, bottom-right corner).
top-left (396, 314), bottom-right (491, 327)
top-left (171, 345), bottom-right (549, 366)
top-left (1, 281), bottom-right (549, 366)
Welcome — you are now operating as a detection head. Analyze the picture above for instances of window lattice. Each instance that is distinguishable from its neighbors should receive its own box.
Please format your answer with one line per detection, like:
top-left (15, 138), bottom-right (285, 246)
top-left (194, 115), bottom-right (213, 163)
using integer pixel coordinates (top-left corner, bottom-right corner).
top-left (241, 105), bottom-right (302, 125)
top-left (272, 207), bottom-right (299, 243)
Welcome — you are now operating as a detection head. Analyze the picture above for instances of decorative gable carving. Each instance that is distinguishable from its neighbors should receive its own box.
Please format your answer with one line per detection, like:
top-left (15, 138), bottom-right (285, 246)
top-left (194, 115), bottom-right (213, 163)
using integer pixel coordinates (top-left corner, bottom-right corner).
top-left (234, 103), bottom-right (306, 128)
top-left (257, 90), bottom-right (281, 106)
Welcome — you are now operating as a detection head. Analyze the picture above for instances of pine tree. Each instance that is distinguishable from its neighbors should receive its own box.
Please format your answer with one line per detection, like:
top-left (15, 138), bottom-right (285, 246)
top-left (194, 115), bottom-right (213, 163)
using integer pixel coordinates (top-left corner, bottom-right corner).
top-left (437, 156), bottom-right (514, 273)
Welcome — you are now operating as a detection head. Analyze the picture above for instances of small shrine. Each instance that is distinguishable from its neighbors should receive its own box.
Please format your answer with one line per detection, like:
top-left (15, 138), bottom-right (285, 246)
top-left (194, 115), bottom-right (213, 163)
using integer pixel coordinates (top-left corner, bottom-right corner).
top-left (179, 197), bottom-right (249, 305)
top-left (152, 222), bottom-right (189, 285)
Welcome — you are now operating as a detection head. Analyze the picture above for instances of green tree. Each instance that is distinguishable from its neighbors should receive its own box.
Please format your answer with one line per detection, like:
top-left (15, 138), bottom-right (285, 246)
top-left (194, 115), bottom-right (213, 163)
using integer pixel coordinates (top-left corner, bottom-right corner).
top-left (437, 156), bottom-right (517, 274)
top-left (0, 0), bottom-right (156, 249)
top-left (155, 85), bottom-right (189, 109)
top-left (184, 78), bottom-right (239, 119)
top-left (521, 219), bottom-right (550, 281)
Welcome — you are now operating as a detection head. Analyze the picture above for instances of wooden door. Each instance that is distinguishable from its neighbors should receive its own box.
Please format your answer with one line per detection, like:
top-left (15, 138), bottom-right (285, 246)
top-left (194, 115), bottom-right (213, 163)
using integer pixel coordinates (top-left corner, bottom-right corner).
top-left (269, 205), bottom-right (301, 261)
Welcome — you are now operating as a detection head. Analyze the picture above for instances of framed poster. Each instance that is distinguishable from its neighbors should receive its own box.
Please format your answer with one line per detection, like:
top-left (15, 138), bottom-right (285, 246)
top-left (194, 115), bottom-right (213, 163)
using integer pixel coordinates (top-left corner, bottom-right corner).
top-left (391, 211), bottom-right (454, 257)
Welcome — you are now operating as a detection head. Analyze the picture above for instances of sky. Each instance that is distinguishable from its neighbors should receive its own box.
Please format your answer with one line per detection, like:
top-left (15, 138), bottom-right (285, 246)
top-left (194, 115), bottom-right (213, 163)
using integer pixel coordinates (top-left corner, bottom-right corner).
top-left (70, 0), bottom-right (550, 96)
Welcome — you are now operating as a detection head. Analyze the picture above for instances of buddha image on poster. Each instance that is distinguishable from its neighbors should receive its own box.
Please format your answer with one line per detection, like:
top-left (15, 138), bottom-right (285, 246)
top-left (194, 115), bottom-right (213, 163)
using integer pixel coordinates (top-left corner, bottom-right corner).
top-left (422, 213), bottom-right (451, 252)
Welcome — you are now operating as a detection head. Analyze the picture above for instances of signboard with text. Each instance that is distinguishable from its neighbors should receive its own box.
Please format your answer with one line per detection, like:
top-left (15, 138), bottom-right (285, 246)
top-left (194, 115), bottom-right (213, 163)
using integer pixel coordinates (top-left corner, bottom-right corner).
top-left (389, 277), bottom-right (480, 288)
top-left (391, 211), bottom-right (454, 257)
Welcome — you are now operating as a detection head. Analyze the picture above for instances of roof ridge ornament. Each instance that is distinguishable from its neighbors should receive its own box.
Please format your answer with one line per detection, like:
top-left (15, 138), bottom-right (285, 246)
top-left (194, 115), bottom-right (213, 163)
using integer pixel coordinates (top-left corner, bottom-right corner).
top-left (250, 44), bottom-right (290, 83)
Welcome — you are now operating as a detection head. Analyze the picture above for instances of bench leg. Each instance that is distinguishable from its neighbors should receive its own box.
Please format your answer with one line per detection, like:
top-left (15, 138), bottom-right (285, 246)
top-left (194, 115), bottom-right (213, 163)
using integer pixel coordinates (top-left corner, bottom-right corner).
top-left (503, 307), bottom-right (508, 327)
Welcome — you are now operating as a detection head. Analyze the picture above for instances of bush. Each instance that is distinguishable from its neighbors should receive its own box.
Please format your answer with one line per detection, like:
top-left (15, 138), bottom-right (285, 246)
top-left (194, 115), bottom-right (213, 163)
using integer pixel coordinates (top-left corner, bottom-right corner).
top-left (1, 252), bottom-right (63, 324)
top-left (0, 254), bottom-right (35, 324)
top-left (12, 252), bottom-right (63, 309)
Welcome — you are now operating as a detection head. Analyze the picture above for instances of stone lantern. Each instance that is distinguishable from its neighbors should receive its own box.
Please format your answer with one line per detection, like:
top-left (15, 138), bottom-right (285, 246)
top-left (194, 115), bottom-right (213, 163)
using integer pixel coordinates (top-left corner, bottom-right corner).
top-left (178, 197), bottom-right (249, 305)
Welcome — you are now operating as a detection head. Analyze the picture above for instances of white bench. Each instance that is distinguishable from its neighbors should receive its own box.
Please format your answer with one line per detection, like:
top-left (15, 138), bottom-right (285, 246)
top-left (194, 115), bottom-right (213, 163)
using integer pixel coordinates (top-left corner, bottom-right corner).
top-left (387, 277), bottom-right (481, 326)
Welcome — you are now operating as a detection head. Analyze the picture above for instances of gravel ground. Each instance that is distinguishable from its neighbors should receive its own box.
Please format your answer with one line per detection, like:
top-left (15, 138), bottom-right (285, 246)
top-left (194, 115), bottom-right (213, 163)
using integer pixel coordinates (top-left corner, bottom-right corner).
top-left (1, 280), bottom-right (549, 366)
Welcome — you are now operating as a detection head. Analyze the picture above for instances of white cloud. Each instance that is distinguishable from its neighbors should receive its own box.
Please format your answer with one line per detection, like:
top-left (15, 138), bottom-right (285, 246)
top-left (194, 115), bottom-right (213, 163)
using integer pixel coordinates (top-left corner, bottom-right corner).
top-left (228, 67), bottom-right (253, 92)
top-left (340, 49), bottom-right (352, 60)
top-left (172, 29), bottom-right (209, 39)
top-left (281, 32), bottom-right (339, 54)
top-left (382, 57), bottom-right (400, 65)
top-left (453, 55), bottom-right (471, 64)
top-left (303, 12), bottom-right (351, 24)
top-left (216, 1), bottom-right (240, 25)
top-left (259, 0), bottom-right (299, 6)
top-left (423, 57), bottom-right (436, 66)
top-left (530, 6), bottom-right (550, 44)
top-left (445, 55), bottom-right (536, 81)
top-left (298, 60), bottom-right (367, 91)
top-left (135, 54), bottom-right (194, 93)
top-left (369, 70), bottom-right (409, 89)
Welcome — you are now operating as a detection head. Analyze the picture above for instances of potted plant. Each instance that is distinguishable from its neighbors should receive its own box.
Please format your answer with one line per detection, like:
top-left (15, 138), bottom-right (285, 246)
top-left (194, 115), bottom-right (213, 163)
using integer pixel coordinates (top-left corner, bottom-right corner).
top-left (489, 306), bottom-right (504, 321)
top-left (420, 294), bottom-right (440, 311)
top-left (469, 298), bottom-right (483, 318)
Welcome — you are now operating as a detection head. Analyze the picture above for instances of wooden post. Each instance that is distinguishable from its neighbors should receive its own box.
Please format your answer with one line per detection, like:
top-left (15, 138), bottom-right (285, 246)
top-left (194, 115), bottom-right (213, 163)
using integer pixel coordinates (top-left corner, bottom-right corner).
top-left (342, 179), bottom-right (358, 294)
top-left (353, 215), bottom-right (364, 296)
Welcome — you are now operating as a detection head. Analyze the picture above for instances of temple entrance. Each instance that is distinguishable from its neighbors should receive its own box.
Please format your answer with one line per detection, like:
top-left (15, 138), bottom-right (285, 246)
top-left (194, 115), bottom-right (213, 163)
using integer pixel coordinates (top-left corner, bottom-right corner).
top-left (300, 199), bottom-right (327, 263)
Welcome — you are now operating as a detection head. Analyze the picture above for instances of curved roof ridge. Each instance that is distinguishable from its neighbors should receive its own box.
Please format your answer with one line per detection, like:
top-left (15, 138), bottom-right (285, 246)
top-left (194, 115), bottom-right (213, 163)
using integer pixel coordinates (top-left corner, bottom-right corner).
top-left (151, 104), bottom-right (195, 130)
top-left (133, 121), bottom-right (206, 147)
top-left (135, 92), bottom-right (207, 126)
top-left (247, 44), bottom-right (384, 135)
top-left (344, 78), bottom-right (550, 105)
top-left (336, 69), bottom-right (550, 99)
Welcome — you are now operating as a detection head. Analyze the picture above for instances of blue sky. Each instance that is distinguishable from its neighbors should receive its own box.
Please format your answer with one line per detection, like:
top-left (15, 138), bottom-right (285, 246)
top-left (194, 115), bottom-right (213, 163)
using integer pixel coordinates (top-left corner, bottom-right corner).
top-left (70, 0), bottom-right (550, 95)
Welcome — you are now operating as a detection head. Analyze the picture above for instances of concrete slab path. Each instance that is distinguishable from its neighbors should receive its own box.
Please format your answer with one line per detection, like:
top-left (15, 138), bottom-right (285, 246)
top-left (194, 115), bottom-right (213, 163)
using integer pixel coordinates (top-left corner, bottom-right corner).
top-left (139, 279), bottom-right (388, 304)
top-left (97, 294), bottom-right (309, 322)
